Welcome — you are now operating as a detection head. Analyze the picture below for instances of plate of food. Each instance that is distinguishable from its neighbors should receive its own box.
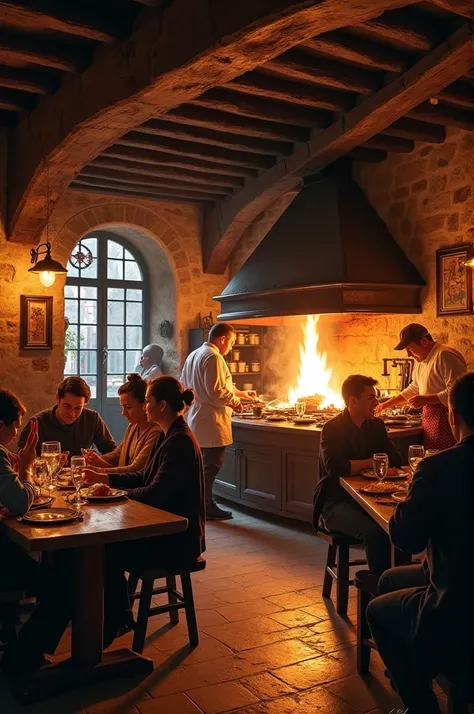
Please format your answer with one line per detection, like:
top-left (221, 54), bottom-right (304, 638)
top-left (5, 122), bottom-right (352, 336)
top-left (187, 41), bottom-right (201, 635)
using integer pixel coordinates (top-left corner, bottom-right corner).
top-left (30, 494), bottom-right (54, 510)
top-left (81, 483), bottom-right (128, 501)
top-left (20, 507), bottom-right (82, 525)
top-left (361, 467), bottom-right (409, 480)
top-left (391, 491), bottom-right (408, 502)
top-left (265, 415), bottom-right (287, 422)
top-left (292, 417), bottom-right (317, 425)
top-left (359, 482), bottom-right (406, 495)
top-left (56, 470), bottom-right (75, 490)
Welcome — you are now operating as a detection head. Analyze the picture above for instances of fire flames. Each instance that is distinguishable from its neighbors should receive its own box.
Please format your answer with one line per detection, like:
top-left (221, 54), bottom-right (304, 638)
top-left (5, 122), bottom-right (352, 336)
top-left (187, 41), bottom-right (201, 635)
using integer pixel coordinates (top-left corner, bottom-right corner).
top-left (288, 315), bottom-right (344, 410)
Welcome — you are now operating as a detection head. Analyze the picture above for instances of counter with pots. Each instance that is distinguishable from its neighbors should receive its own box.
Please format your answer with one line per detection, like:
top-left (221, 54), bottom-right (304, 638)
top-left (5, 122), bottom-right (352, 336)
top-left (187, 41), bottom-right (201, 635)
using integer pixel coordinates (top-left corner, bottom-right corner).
top-left (213, 417), bottom-right (423, 523)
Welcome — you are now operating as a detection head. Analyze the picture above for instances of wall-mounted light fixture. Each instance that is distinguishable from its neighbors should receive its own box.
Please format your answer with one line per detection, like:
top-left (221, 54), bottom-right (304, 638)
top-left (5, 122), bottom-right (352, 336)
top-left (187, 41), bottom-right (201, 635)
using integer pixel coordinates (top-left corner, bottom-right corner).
top-left (28, 242), bottom-right (68, 287)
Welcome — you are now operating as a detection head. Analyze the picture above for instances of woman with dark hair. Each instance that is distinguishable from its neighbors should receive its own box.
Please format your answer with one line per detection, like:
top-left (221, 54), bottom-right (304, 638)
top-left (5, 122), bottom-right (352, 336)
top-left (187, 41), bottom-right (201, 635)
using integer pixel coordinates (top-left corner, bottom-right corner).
top-left (84, 374), bottom-right (161, 475)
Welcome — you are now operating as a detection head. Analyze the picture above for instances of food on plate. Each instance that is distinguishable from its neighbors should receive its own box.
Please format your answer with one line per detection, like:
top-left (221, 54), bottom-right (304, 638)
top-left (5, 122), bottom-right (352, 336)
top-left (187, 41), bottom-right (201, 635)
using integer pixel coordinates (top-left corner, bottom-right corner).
top-left (87, 482), bottom-right (113, 497)
top-left (360, 482), bottom-right (404, 494)
top-left (387, 467), bottom-right (399, 477)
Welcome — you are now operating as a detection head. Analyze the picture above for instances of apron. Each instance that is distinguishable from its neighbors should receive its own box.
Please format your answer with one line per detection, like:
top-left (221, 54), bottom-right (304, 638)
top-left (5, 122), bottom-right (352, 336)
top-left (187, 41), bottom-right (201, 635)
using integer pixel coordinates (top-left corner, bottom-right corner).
top-left (422, 403), bottom-right (456, 451)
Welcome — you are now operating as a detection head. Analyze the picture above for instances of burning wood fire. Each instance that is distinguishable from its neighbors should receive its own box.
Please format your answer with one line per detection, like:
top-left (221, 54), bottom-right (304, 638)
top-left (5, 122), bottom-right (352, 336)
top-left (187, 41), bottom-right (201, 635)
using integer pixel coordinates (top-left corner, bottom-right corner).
top-left (285, 315), bottom-right (344, 410)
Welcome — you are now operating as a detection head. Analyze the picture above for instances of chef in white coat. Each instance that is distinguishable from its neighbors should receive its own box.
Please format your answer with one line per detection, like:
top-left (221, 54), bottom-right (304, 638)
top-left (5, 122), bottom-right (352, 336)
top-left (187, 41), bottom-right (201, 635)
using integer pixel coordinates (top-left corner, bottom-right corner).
top-left (181, 322), bottom-right (257, 520)
top-left (377, 323), bottom-right (466, 450)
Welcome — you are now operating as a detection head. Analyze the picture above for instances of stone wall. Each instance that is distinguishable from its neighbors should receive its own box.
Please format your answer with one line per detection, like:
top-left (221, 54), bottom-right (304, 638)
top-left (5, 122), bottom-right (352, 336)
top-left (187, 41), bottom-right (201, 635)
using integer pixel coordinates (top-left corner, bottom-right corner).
top-left (0, 190), bottom-right (227, 424)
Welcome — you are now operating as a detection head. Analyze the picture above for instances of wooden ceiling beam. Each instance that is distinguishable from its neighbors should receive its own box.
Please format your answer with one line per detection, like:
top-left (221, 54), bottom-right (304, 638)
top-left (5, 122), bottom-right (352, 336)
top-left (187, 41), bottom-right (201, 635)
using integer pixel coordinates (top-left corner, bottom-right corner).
top-left (382, 116), bottom-right (446, 142)
top-left (102, 146), bottom-right (258, 178)
top-left (192, 87), bottom-right (334, 128)
top-left (69, 182), bottom-right (210, 205)
top-left (0, 33), bottom-right (82, 71)
top-left (225, 71), bottom-right (353, 112)
top-left (0, 88), bottom-right (35, 112)
top-left (71, 177), bottom-right (218, 202)
top-left (138, 117), bottom-right (293, 156)
top-left (0, 2), bottom-right (123, 43)
top-left (263, 50), bottom-right (381, 94)
top-left (428, 0), bottom-right (474, 19)
top-left (166, 104), bottom-right (309, 142)
top-left (300, 31), bottom-right (410, 72)
top-left (409, 101), bottom-right (474, 131)
top-left (363, 134), bottom-right (415, 152)
top-left (118, 132), bottom-right (276, 169)
top-left (79, 167), bottom-right (232, 195)
top-left (0, 67), bottom-right (57, 94)
top-left (439, 80), bottom-right (474, 110)
top-left (90, 156), bottom-right (244, 188)
top-left (347, 146), bottom-right (388, 162)
top-left (203, 22), bottom-right (472, 273)
top-left (349, 9), bottom-right (439, 52)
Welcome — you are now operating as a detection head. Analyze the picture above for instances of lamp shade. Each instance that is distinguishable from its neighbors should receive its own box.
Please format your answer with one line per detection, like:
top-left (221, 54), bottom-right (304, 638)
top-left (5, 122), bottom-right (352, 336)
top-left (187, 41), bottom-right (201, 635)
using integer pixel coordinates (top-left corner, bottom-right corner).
top-left (28, 255), bottom-right (68, 276)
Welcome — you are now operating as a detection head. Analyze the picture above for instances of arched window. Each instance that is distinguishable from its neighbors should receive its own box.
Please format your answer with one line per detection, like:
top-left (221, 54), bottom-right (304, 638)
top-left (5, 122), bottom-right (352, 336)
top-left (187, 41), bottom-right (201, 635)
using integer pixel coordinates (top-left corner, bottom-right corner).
top-left (64, 231), bottom-right (148, 438)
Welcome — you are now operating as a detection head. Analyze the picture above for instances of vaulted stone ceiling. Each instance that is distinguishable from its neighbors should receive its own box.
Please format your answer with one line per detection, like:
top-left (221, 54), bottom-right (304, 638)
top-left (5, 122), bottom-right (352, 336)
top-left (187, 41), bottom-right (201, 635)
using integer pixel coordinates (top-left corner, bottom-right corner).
top-left (0, 0), bottom-right (472, 272)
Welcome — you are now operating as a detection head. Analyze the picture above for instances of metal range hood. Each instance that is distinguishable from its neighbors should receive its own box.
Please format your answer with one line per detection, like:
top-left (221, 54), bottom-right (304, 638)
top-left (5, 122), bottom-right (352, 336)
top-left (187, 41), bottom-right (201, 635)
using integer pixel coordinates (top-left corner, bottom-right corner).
top-left (215, 163), bottom-right (425, 321)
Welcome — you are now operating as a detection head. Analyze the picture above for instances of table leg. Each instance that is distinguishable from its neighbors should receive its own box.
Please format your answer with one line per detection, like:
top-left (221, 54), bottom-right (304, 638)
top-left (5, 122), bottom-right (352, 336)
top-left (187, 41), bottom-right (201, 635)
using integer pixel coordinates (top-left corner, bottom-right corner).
top-left (72, 544), bottom-right (104, 667)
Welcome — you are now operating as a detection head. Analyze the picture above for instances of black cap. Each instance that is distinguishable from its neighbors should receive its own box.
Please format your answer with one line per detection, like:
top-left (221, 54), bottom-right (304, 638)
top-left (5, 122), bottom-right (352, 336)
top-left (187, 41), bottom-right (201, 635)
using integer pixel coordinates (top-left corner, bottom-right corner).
top-left (394, 323), bottom-right (429, 351)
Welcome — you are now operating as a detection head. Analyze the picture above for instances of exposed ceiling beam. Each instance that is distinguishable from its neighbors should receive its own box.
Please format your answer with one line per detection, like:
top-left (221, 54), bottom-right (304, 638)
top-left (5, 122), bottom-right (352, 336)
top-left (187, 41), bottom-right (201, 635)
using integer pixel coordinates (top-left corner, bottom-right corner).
top-left (79, 167), bottom-right (232, 194)
top-left (428, 0), bottom-right (474, 19)
top-left (118, 132), bottom-right (276, 169)
top-left (0, 33), bottom-right (82, 71)
top-left (263, 50), bottom-right (381, 94)
top-left (102, 145), bottom-right (258, 178)
top-left (363, 134), bottom-right (414, 152)
top-left (349, 9), bottom-right (439, 52)
top-left (9, 0), bottom-right (418, 242)
top-left (203, 22), bottom-right (472, 273)
top-left (0, 67), bottom-right (57, 94)
top-left (225, 71), bottom-right (353, 112)
top-left (300, 31), bottom-right (410, 72)
top-left (0, 2), bottom-right (123, 43)
top-left (71, 177), bottom-right (218, 202)
top-left (409, 101), bottom-right (474, 131)
top-left (90, 156), bottom-right (244, 188)
top-left (69, 182), bottom-right (209, 205)
top-left (439, 80), bottom-right (474, 110)
top-left (192, 88), bottom-right (334, 128)
top-left (382, 116), bottom-right (446, 142)
top-left (0, 88), bottom-right (36, 112)
top-left (138, 118), bottom-right (293, 156)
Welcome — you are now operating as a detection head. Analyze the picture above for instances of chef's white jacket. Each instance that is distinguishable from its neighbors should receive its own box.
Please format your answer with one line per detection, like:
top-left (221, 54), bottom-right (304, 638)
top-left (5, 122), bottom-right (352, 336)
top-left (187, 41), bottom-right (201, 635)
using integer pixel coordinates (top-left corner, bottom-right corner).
top-left (400, 342), bottom-right (466, 407)
top-left (180, 342), bottom-right (240, 448)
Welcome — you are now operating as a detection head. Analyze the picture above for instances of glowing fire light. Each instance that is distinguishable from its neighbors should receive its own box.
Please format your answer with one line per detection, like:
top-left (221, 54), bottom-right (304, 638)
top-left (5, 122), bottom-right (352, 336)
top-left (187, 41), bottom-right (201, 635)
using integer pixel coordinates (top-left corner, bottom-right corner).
top-left (288, 315), bottom-right (344, 409)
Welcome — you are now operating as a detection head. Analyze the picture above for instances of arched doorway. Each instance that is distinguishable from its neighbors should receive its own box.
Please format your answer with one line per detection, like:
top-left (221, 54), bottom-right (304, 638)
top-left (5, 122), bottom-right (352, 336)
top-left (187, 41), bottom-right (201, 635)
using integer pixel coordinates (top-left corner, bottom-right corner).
top-left (64, 230), bottom-right (148, 438)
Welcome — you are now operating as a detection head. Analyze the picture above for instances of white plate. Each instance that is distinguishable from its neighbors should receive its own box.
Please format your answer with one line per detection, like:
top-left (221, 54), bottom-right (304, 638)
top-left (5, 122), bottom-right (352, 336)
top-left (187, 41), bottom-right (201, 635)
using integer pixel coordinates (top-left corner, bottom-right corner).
top-left (29, 495), bottom-right (54, 510)
top-left (265, 415), bottom-right (286, 422)
top-left (359, 483), bottom-right (404, 495)
top-left (392, 491), bottom-right (407, 502)
top-left (361, 469), bottom-right (409, 480)
top-left (81, 488), bottom-right (128, 501)
top-left (20, 507), bottom-right (81, 525)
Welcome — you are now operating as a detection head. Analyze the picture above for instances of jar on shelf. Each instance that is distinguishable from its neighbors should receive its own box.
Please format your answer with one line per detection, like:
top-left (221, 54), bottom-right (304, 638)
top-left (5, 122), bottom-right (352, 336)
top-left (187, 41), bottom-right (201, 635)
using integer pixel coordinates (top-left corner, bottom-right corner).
top-left (236, 333), bottom-right (245, 345)
top-left (237, 362), bottom-right (246, 373)
top-left (229, 362), bottom-right (237, 374)
top-left (248, 333), bottom-right (258, 345)
top-left (251, 361), bottom-right (260, 373)
top-left (232, 350), bottom-right (240, 361)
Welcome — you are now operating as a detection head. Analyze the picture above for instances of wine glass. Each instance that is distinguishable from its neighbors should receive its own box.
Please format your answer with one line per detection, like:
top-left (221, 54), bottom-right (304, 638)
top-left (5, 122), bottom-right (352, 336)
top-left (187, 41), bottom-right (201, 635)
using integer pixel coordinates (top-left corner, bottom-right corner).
top-left (424, 449), bottom-right (438, 458)
top-left (32, 458), bottom-right (48, 499)
top-left (373, 453), bottom-right (389, 482)
top-left (408, 444), bottom-right (425, 479)
top-left (295, 401), bottom-right (306, 418)
top-left (70, 456), bottom-right (87, 505)
top-left (41, 441), bottom-right (61, 491)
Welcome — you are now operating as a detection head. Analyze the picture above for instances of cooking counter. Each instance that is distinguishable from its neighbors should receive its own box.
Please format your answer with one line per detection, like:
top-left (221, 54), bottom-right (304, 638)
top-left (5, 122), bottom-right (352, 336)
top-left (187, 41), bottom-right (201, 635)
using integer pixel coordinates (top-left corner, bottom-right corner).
top-left (213, 417), bottom-right (423, 523)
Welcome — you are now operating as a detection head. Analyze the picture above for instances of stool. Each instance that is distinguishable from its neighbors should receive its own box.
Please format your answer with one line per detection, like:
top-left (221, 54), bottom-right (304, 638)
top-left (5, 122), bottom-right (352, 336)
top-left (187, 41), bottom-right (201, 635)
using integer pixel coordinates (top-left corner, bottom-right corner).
top-left (0, 590), bottom-right (24, 650)
top-left (127, 557), bottom-right (206, 654)
top-left (354, 570), bottom-right (377, 674)
top-left (319, 528), bottom-right (366, 615)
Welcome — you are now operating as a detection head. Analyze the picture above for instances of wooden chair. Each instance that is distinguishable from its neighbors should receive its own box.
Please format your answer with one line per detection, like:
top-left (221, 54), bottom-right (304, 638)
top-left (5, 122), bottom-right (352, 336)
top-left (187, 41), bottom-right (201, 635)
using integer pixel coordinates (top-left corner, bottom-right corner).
top-left (319, 528), bottom-right (366, 615)
top-left (127, 557), bottom-right (206, 654)
top-left (0, 590), bottom-right (25, 650)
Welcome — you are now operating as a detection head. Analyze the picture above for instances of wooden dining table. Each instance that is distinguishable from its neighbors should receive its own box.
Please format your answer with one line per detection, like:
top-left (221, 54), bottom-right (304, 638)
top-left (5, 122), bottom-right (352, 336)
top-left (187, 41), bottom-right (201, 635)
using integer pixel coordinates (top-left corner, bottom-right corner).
top-left (1, 490), bottom-right (187, 703)
top-left (340, 474), bottom-right (412, 567)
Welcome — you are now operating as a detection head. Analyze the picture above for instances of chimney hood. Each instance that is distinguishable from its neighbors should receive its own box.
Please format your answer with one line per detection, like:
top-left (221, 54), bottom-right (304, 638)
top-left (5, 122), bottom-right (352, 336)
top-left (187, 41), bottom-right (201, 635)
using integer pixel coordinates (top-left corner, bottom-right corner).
top-left (215, 164), bottom-right (425, 321)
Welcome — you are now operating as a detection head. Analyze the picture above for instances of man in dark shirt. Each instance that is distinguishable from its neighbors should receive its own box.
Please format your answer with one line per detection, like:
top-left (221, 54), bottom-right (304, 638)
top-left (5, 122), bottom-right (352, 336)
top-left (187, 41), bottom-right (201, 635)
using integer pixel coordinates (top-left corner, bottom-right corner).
top-left (313, 374), bottom-right (402, 575)
top-left (18, 376), bottom-right (115, 458)
top-left (367, 372), bottom-right (474, 714)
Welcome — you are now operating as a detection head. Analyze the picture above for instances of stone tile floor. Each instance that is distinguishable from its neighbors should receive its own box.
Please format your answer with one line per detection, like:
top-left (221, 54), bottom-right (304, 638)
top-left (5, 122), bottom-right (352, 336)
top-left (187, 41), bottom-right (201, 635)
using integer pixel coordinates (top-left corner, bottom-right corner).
top-left (0, 504), bottom-right (447, 714)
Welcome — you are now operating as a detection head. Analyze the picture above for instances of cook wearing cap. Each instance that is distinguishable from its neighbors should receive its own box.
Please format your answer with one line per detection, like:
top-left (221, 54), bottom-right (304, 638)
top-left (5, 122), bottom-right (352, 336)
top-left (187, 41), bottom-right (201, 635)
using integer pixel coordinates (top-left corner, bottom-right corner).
top-left (377, 323), bottom-right (467, 451)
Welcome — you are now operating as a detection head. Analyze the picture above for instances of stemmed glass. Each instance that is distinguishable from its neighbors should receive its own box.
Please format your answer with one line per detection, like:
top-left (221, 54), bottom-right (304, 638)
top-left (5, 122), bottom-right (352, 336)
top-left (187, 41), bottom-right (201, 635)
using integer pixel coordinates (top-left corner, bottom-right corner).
top-left (41, 441), bottom-right (61, 491)
top-left (70, 456), bottom-right (87, 505)
top-left (32, 457), bottom-right (48, 499)
top-left (295, 401), bottom-right (306, 418)
top-left (373, 453), bottom-right (389, 482)
top-left (408, 444), bottom-right (425, 479)
top-left (424, 449), bottom-right (438, 458)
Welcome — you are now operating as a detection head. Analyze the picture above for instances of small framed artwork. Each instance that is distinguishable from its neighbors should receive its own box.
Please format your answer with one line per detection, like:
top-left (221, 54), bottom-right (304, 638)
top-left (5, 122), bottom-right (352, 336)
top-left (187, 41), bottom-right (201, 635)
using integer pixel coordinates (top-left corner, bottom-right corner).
top-left (436, 244), bottom-right (473, 316)
top-left (20, 295), bottom-right (53, 350)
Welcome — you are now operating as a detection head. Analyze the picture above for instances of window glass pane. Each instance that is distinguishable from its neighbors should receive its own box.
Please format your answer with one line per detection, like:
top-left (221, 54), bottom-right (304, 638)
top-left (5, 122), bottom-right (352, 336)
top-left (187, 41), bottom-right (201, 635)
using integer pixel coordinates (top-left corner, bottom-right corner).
top-left (107, 375), bottom-right (123, 398)
top-left (108, 288), bottom-right (124, 300)
top-left (126, 350), bottom-right (141, 372)
top-left (65, 299), bottom-right (78, 324)
top-left (80, 299), bottom-right (97, 324)
top-left (108, 350), bottom-right (124, 373)
top-left (126, 289), bottom-right (142, 301)
top-left (67, 264), bottom-right (79, 278)
top-left (79, 260), bottom-right (97, 279)
top-left (65, 351), bottom-right (78, 374)
top-left (81, 237), bottom-right (97, 257)
top-left (124, 261), bottom-right (141, 281)
top-left (107, 301), bottom-right (124, 325)
top-left (107, 326), bottom-right (124, 349)
top-left (79, 351), bottom-right (97, 375)
top-left (126, 302), bottom-right (142, 325)
top-left (107, 241), bottom-right (123, 259)
top-left (108, 260), bottom-right (123, 280)
top-left (65, 324), bottom-right (78, 350)
top-left (80, 325), bottom-right (97, 349)
top-left (64, 285), bottom-right (78, 298)
top-left (83, 375), bottom-right (97, 400)
top-left (123, 248), bottom-right (134, 261)
top-left (126, 327), bottom-right (142, 349)
top-left (80, 286), bottom-right (97, 299)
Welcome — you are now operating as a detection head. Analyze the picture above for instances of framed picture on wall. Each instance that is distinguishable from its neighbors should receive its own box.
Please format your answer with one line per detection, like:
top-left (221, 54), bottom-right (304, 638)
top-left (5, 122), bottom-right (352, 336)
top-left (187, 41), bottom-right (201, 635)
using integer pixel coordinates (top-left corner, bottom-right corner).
top-left (20, 295), bottom-right (53, 350)
top-left (436, 244), bottom-right (473, 316)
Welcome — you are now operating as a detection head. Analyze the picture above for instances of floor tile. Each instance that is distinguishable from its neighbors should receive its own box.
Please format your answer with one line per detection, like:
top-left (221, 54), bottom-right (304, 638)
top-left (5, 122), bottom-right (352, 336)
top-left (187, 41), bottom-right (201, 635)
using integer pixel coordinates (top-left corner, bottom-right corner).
top-left (240, 672), bottom-right (296, 699)
top-left (268, 609), bottom-right (322, 628)
top-left (187, 680), bottom-right (260, 713)
top-left (215, 599), bottom-right (284, 622)
top-left (271, 653), bottom-right (350, 689)
top-left (137, 692), bottom-right (202, 713)
top-left (240, 639), bottom-right (323, 668)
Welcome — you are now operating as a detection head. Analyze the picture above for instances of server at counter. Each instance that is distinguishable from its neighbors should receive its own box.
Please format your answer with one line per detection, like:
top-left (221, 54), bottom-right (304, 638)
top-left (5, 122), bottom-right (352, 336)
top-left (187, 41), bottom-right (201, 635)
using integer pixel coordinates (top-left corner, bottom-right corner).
top-left (377, 323), bottom-right (467, 451)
